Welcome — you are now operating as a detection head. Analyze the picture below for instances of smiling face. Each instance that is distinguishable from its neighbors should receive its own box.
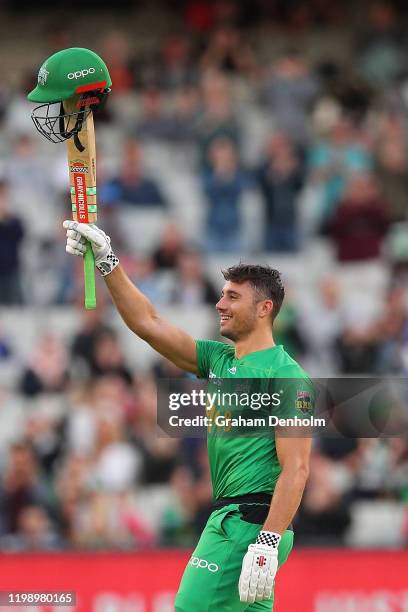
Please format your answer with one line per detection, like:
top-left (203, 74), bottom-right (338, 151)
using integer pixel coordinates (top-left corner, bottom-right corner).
top-left (216, 280), bottom-right (272, 341)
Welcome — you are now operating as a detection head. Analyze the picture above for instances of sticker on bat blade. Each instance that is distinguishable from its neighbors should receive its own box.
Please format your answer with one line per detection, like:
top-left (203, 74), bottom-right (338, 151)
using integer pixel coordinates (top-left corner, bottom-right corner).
top-left (74, 173), bottom-right (89, 223)
top-left (70, 160), bottom-right (89, 174)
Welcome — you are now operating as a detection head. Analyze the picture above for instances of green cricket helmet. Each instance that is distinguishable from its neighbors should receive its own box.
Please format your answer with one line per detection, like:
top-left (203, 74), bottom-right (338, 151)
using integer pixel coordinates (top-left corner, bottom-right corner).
top-left (27, 47), bottom-right (112, 146)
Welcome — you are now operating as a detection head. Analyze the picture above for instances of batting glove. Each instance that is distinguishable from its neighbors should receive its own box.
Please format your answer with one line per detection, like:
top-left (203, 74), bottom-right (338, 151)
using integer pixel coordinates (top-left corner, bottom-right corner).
top-left (238, 531), bottom-right (280, 603)
top-left (63, 220), bottom-right (119, 277)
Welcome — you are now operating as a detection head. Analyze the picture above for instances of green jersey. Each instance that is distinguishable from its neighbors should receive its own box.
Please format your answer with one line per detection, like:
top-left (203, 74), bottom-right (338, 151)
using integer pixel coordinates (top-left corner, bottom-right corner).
top-left (196, 340), bottom-right (314, 500)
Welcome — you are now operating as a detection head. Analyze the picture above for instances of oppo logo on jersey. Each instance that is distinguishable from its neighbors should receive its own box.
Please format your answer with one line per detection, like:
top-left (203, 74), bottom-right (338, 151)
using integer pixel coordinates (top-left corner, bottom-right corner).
top-left (67, 68), bottom-right (96, 80)
top-left (189, 556), bottom-right (219, 573)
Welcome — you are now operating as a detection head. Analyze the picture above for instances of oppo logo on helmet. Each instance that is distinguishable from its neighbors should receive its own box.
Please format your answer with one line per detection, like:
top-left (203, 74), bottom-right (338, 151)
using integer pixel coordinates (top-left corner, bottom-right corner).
top-left (67, 67), bottom-right (96, 80)
top-left (189, 556), bottom-right (219, 572)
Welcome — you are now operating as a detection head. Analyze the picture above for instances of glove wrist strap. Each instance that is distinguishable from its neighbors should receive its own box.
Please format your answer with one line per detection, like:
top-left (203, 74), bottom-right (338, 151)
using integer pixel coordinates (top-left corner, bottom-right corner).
top-left (96, 251), bottom-right (119, 277)
top-left (255, 531), bottom-right (281, 549)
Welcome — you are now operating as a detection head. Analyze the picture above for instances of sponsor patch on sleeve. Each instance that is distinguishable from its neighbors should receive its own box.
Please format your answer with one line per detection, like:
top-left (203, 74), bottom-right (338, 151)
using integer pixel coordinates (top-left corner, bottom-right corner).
top-left (295, 389), bottom-right (312, 413)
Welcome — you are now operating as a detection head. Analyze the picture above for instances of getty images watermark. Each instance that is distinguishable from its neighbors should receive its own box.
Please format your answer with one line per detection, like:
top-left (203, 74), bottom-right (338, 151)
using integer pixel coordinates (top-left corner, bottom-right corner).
top-left (167, 388), bottom-right (324, 430)
top-left (157, 378), bottom-right (408, 438)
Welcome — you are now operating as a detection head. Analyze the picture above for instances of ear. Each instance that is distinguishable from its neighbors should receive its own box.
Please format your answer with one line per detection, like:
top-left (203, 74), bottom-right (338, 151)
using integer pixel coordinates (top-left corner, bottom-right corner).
top-left (258, 299), bottom-right (274, 319)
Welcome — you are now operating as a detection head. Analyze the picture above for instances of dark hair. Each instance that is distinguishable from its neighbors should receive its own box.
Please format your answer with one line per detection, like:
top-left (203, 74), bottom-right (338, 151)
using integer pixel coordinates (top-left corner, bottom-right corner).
top-left (222, 263), bottom-right (285, 322)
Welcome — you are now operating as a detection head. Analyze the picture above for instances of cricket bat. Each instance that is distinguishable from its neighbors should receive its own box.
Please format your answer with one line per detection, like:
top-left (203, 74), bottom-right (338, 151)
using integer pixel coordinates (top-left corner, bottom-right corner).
top-left (64, 97), bottom-right (97, 310)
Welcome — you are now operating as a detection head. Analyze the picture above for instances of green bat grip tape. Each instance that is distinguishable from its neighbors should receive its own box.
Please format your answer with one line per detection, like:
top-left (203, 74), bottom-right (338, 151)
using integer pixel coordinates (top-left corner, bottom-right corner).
top-left (84, 241), bottom-right (96, 310)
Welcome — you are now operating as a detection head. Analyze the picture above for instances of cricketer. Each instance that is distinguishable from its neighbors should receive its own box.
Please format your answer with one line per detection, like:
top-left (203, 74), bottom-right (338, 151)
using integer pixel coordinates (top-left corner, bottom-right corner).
top-left (64, 221), bottom-right (314, 611)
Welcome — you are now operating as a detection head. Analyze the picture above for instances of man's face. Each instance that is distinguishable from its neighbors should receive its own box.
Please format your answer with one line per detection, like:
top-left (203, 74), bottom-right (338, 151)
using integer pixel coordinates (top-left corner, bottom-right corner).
top-left (216, 280), bottom-right (266, 341)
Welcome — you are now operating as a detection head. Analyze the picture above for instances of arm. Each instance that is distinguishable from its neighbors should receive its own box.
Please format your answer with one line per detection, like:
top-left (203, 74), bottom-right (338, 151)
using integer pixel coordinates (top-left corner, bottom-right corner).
top-left (239, 436), bottom-right (311, 604)
top-left (64, 221), bottom-right (198, 374)
top-left (263, 436), bottom-right (311, 534)
top-left (105, 265), bottom-right (198, 373)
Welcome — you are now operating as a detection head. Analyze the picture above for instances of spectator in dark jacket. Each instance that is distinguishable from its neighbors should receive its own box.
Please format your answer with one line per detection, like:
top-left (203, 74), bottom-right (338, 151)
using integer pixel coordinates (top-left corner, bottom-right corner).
top-left (99, 139), bottom-right (167, 208)
top-left (0, 180), bottom-right (24, 305)
top-left (202, 138), bottom-right (249, 252)
top-left (256, 133), bottom-right (304, 252)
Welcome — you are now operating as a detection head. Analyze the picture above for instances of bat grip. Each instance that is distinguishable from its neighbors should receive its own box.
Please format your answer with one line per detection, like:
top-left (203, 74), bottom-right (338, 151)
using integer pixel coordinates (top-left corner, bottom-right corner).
top-left (84, 240), bottom-right (96, 310)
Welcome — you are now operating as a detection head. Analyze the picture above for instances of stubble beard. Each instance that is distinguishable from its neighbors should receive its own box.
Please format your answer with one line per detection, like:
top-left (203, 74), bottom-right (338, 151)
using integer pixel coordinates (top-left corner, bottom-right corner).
top-left (221, 311), bottom-right (257, 342)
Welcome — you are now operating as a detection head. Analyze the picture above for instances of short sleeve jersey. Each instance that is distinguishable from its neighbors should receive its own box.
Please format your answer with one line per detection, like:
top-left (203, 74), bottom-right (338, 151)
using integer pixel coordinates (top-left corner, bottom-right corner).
top-left (196, 340), bottom-right (314, 500)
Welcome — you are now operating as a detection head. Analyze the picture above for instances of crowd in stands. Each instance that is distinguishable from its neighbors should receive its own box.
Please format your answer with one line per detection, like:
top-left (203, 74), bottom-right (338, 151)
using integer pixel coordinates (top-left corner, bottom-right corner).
top-left (0, 0), bottom-right (408, 550)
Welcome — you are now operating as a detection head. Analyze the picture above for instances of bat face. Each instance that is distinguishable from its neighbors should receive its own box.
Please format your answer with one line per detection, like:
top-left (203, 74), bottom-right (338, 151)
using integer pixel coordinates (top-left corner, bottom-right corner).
top-left (63, 96), bottom-right (97, 309)
top-left (64, 98), bottom-right (97, 226)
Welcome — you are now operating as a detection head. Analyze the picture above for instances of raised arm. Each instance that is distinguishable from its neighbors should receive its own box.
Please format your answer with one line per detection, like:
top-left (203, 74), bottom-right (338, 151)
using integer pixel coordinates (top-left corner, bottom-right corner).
top-left (64, 221), bottom-right (198, 374)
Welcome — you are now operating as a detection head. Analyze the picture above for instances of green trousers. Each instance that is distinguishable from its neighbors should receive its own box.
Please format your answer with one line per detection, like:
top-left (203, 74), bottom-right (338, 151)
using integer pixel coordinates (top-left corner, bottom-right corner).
top-left (175, 504), bottom-right (293, 612)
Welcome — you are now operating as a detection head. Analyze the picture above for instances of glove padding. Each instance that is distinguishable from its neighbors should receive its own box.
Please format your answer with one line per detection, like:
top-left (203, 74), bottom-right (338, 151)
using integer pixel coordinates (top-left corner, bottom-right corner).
top-left (63, 220), bottom-right (119, 277)
top-left (238, 543), bottom-right (278, 603)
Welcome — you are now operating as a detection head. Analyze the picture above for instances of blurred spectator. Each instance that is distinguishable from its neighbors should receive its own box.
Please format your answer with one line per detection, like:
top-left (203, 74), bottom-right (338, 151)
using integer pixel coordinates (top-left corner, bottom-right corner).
top-left (71, 302), bottom-right (113, 377)
top-left (326, 173), bottom-right (388, 262)
top-left (152, 223), bottom-right (187, 270)
top-left (130, 256), bottom-right (171, 304)
top-left (66, 377), bottom-right (130, 457)
top-left (295, 450), bottom-right (352, 545)
top-left (161, 34), bottom-right (196, 90)
top-left (89, 411), bottom-right (141, 492)
top-left (260, 50), bottom-right (320, 145)
top-left (171, 249), bottom-right (219, 305)
top-left (256, 133), bottom-right (305, 252)
top-left (20, 333), bottom-right (69, 397)
top-left (0, 443), bottom-right (50, 534)
top-left (159, 466), bottom-right (197, 547)
top-left (202, 138), bottom-right (249, 252)
top-left (273, 298), bottom-right (306, 360)
top-left (373, 286), bottom-right (408, 374)
top-left (375, 111), bottom-right (408, 221)
top-left (196, 71), bottom-right (241, 167)
top-left (309, 115), bottom-right (373, 223)
top-left (337, 325), bottom-right (379, 375)
top-left (134, 89), bottom-right (173, 141)
top-left (5, 134), bottom-right (50, 197)
top-left (166, 86), bottom-right (200, 143)
top-left (357, 2), bottom-right (404, 87)
top-left (91, 331), bottom-right (133, 384)
top-left (200, 26), bottom-right (256, 78)
top-left (189, 442), bottom-right (213, 534)
top-left (70, 489), bottom-right (154, 549)
top-left (102, 31), bottom-right (134, 94)
top-left (131, 376), bottom-right (180, 486)
top-left (0, 505), bottom-right (62, 551)
top-left (99, 139), bottom-right (167, 208)
top-left (0, 180), bottom-right (25, 305)
top-left (387, 221), bottom-right (408, 282)
top-left (24, 411), bottom-right (64, 477)
top-left (55, 453), bottom-right (90, 544)
top-left (300, 278), bottom-right (344, 374)
top-left (43, 22), bottom-right (70, 55)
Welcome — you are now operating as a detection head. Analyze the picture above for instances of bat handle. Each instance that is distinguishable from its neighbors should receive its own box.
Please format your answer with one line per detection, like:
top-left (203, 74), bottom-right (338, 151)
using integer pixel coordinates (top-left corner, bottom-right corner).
top-left (84, 240), bottom-right (96, 310)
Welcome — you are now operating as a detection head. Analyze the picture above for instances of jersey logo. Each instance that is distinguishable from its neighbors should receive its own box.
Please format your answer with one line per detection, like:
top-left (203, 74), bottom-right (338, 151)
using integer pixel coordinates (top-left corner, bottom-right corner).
top-left (189, 556), bottom-right (219, 572)
top-left (296, 390), bottom-right (312, 413)
top-left (228, 367), bottom-right (237, 374)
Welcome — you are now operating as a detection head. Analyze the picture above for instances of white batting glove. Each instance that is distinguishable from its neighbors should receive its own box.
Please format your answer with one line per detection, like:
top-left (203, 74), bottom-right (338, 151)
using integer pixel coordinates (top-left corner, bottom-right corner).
top-left (238, 531), bottom-right (280, 603)
top-left (63, 220), bottom-right (119, 277)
